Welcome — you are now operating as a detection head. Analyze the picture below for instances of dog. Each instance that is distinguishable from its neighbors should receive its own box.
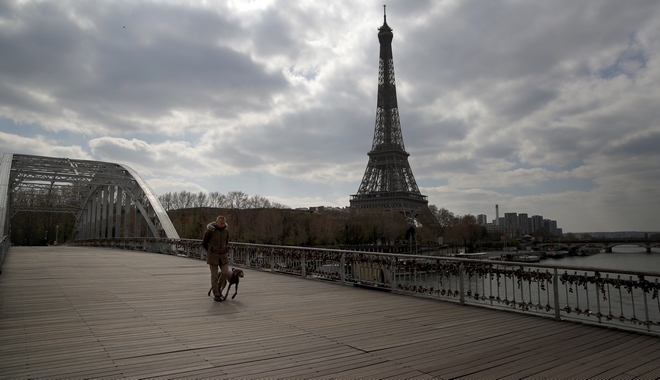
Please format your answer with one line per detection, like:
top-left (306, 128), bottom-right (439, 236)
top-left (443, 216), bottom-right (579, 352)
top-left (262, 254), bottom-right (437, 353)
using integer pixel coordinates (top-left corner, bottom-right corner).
top-left (208, 268), bottom-right (244, 300)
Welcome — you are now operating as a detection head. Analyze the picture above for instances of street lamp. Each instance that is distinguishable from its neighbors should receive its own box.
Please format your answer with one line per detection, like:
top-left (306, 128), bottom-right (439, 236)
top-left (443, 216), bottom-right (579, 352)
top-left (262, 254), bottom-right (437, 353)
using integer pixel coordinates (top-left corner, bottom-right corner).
top-left (55, 225), bottom-right (59, 245)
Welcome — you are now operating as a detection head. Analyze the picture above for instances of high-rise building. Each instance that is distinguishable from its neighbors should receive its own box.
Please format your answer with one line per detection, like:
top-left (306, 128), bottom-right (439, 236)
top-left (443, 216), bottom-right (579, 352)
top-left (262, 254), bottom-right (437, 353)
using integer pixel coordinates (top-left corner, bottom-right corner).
top-left (543, 219), bottom-right (552, 232)
top-left (504, 212), bottom-right (518, 226)
top-left (350, 10), bottom-right (428, 217)
top-left (531, 215), bottom-right (544, 233)
top-left (518, 213), bottom-right (530, 234)
top-left (477, 214), bottom-right (488, 225)
top-left (486, 224), bottom-right (522, 238)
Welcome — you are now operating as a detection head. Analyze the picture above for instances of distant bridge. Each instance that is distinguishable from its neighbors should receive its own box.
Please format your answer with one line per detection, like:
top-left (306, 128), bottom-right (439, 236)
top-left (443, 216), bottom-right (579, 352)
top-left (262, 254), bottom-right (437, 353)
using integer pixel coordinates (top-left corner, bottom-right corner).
top-left (0, 153), bottom-right (179, 243)
top-left (533, 239), bottom-right (660, 253)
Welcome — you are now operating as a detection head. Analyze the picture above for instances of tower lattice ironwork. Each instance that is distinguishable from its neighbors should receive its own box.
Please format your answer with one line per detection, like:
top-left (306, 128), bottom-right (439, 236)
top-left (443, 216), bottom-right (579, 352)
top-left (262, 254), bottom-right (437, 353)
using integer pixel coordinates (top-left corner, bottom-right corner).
top-left (350, 10), bottom-right (428, 217)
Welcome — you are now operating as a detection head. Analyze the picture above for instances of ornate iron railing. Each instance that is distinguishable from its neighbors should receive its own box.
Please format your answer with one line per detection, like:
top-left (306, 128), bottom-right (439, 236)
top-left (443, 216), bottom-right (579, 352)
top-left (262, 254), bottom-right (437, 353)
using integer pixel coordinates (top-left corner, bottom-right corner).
top-left (73, 238), bottom-right (660, 336)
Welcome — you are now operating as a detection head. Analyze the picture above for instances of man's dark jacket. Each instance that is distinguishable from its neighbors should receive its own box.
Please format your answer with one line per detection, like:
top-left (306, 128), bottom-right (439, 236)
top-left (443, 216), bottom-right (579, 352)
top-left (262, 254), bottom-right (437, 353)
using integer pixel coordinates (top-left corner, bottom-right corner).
top-left (202, 222), bottom-right (229, 266)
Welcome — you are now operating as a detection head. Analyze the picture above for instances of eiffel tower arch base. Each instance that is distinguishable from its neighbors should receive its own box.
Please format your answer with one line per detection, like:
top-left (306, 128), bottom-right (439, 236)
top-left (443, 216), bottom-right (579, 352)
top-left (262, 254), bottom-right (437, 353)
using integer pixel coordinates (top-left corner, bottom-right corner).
top-left (350, 192), bottom-right (428, 219)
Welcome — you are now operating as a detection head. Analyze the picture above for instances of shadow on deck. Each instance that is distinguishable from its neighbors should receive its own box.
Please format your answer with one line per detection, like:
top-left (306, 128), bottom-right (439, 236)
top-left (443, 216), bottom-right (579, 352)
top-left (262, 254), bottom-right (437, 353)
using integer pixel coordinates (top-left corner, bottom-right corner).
top-left (1, 246), bottom-right (659, 379)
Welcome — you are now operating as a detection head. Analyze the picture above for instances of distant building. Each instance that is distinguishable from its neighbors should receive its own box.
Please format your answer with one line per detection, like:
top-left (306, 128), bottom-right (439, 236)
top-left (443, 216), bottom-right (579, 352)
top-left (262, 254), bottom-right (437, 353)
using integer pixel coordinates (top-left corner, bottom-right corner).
top-left (518, 213), bottom-right (530, 234)
top-left (477, 214), bottom-right (488, 225)
top-left (531, 215), bottom-right (544, 233)
top-left (486, 224), bottom-right (522, 239)
top-left (504, 213), bottom-right (518, 227)
top-left (481, 210), bottom-right (562, 237)
top-left (477, 208), bottom-right (563, 237)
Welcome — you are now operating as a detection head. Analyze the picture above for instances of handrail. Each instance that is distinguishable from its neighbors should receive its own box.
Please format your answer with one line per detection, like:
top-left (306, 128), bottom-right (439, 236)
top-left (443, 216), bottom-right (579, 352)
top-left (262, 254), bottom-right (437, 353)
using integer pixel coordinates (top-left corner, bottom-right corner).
top-left (73, 237), bottom-right (660, 336)
top-left (0, 235), bottom-right (10, 273)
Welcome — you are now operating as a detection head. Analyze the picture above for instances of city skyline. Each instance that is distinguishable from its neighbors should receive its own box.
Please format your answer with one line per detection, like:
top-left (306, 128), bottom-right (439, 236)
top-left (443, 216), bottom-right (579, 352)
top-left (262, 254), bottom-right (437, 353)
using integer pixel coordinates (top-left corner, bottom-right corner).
top-left (1, 1), bottom-right (659, 232)
top-left (478, 205), bottom-right (563, 237)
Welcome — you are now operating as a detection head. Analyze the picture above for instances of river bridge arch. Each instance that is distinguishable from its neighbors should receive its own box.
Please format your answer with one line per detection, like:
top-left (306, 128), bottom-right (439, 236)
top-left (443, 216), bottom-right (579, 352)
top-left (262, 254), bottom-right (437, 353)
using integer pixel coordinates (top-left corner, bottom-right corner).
top-left (534, 240), bottom-right (660, 253)
top-left (0, 153), bottom-right (179, 241)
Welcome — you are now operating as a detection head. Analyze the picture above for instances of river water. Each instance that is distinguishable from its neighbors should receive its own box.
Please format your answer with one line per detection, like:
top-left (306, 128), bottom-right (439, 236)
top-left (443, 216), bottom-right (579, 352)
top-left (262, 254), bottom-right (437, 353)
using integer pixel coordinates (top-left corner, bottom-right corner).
top-left (546, 245), bottom-right (660, 273)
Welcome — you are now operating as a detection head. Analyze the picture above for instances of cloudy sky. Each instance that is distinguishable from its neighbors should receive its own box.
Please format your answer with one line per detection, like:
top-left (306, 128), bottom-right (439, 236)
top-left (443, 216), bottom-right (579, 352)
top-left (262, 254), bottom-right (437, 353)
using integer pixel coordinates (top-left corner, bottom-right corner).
top-left (1, 0), bottom-right (659, 233)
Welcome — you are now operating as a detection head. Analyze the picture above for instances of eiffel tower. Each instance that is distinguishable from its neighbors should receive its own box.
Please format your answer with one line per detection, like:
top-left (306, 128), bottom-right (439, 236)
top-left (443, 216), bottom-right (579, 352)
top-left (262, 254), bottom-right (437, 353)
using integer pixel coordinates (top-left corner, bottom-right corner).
top-left (350, 8), bottom-right (428, 217)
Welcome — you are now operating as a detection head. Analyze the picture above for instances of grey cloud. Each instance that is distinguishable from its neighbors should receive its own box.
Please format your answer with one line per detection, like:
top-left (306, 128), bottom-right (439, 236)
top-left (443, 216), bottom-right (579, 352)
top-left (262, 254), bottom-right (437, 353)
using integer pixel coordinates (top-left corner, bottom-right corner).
top-left (249, 7), bottom-right (301, 58)
top-left (404, 116), bottom-right (470, 154)
top-left (2, 0), bottom-right (660, 232)
top-left (88, 137), bottom-right (218, 180)
top-left (233, 105), bottom-right (372, 166)
top-left (0, 131), bottom-right (90, 159)
top-left (89, 137), bottom-right (159, 168)
top-left (597, 38), bottom-right (648, 79)
top-left (490, 84), bottom-right (559, 122)
top-left (397, 1), bottom-right (658, 104)
top-left (417, 155), bottom-right (481, 177)
top-left (607, 130), bottom-right (660, 158)
top-left (475, 142), bottom-right (520, 162)
top-left (0, 1), bottom-right (288, 133)
top-left (521, 125), bottom-right (601, 167)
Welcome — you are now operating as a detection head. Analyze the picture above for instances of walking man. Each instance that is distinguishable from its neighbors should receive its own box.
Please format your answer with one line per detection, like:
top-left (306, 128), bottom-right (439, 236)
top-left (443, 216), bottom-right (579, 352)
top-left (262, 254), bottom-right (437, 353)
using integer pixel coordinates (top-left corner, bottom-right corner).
top-left (202, 215), bottom-right (230, 302)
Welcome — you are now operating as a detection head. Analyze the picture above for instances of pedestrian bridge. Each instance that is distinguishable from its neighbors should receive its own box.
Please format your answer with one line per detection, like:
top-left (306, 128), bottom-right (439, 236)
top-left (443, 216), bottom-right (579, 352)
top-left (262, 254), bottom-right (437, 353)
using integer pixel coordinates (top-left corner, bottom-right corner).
top-left (2, 245), bottom-right (660, 379)
top-left (2, 153), bottom-right (660, 377)
top-left (0, 153), bottom-right (179, 241)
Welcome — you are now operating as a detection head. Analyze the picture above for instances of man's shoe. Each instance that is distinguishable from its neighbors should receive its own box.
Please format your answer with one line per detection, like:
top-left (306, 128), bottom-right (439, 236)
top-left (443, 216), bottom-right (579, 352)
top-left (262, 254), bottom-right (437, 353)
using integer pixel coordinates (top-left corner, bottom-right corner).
top-left (214, 295), bottom-right (223, 302)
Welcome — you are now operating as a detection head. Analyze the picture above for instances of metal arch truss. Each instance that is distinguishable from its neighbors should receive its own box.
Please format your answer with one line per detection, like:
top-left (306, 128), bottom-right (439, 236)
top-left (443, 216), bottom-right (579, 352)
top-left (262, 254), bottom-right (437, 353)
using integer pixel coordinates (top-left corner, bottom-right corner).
top-left (0, 153), bottom-right (179, 240)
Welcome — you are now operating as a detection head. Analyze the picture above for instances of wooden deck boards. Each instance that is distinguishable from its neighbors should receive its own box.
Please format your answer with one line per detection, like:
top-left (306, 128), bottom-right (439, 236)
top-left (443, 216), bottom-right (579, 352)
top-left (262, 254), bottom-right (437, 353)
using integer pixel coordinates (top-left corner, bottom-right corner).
top-left (1, 246), bottom-right (659, 379)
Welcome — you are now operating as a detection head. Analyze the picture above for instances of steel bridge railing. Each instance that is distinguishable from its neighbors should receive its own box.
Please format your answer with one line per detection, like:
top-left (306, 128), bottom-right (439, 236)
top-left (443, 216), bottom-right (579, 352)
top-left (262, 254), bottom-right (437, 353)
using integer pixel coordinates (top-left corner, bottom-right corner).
top-left (0, 235), bottom-right (10, 274)
top-left (72, 237), bottom-right (660, 336)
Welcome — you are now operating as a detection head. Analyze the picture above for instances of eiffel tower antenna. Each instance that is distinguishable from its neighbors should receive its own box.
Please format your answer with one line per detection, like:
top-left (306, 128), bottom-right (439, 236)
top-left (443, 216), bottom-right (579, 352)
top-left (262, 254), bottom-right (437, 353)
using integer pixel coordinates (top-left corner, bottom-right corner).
top-left (350, 10), bottom-right (428, 217)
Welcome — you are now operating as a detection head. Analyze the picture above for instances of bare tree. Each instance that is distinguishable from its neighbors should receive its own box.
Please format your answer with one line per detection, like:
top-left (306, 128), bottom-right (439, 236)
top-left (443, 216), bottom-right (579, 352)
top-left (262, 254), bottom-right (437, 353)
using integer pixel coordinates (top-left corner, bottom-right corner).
top-left (248, 195), bottom-right (271, 209)
top-left (254, 209), bottom-right (284, 244)
top-left (158, 192), bottom-right (173, 211)
top-left (226, 191), bottom-right (249, 209)
top-left (159, 190), bottom-right (288, 211)
top-left (309, 212), bottom-right (344, 246)
top-left (270, 200), bottom-right (288, 209)
top-left (193, 191), bottom-right (208, 208)
top-left (179, 191), bottom-right (194, 208)
top-left (453, 214), bottom-right (483, 253)
top-left (216, 193), bottom-right (229, 208)
top-left (432, 207), bottom-right (459, 228)
top-left (415, 206), bottom-right (441, 244)
top-left (208, 191), bottom-right (221, 207)
top-left (170, 191), bottom-right (179, 208)
top-left (169, 191), bottom-right (183, 209)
